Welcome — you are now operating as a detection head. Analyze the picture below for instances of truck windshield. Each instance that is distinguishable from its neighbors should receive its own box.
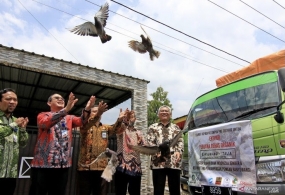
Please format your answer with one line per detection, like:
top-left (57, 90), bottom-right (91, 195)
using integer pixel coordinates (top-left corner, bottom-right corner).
top-left (185, 81), bottom-right (280, 130)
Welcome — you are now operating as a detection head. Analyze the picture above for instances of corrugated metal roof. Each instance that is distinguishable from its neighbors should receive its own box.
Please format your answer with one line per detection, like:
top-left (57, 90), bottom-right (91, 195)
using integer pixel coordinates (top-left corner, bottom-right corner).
top-left (0, 45), bottom-right (149, 126)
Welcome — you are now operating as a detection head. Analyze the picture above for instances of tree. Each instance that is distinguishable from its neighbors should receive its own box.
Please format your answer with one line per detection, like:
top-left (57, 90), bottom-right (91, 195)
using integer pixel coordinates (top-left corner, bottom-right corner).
top-left (147, 86), bottom-right (173, 126)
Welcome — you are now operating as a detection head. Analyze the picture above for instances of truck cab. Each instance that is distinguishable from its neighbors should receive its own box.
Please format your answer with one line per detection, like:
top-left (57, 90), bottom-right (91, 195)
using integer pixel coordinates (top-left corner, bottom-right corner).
top-left (180, 68), bottom-right (285, 194)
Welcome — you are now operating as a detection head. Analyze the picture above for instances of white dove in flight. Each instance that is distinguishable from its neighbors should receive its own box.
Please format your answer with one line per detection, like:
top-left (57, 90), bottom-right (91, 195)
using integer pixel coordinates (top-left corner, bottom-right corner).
top-left (69, 2), bottom-right (111, 43)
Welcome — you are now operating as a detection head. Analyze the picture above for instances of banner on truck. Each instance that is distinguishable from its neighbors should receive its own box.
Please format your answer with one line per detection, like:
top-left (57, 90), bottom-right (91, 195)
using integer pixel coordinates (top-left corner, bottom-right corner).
top-left (188, 120), bottom-right (257, 194)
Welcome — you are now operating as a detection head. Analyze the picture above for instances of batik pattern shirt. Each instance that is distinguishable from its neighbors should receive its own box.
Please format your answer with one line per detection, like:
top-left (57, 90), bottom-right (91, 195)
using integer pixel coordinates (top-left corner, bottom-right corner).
top-left (77, 119), bottom-right (123, 171)
top-left (0, 110), bottom-right (29, 178)
top-left (116, 126), bottom-right (145, 176)
top-left (31, 109), bottom-right (89, 168)
top-left (146, 122), bottom-right (184, 170)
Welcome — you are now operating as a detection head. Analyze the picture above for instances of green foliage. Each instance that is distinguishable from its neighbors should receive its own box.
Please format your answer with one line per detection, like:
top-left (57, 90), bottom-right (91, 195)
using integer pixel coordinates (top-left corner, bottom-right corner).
top-left (147, 86), bottom-right (173, 126)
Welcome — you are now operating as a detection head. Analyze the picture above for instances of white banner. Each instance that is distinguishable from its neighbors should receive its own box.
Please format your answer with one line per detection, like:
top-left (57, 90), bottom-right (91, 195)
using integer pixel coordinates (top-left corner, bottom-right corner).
top-left (188, 120), bottom-right (257, 194)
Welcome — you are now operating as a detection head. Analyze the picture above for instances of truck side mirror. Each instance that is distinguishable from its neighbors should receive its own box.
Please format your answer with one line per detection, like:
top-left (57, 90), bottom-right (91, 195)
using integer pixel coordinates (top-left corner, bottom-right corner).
top-left (274, 110), bottom-right (284, 123)
top-left (278, 68), bottom-right (285, 92)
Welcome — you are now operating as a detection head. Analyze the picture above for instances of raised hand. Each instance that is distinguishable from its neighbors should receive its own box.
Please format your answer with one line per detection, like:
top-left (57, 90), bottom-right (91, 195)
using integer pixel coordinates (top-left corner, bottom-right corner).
top-left (85, 96), bottom-right (96, 111)
top-left (65, 92), bottom-right (78, 113)
top-left (97, 101), bottom-right (108, 116)
top-left (118, 108), bottom-right (129, 121)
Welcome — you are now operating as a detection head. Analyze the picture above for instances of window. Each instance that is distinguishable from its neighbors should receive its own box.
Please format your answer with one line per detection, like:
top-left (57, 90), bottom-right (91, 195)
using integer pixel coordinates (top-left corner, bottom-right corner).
top-left (186, 81), bottom-right (279, 130)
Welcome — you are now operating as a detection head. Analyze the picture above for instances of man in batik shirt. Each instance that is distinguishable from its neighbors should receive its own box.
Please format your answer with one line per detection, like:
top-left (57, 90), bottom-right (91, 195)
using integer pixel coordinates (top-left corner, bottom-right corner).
top-left (146, 105), bottom-right (184, 195)
top-left (0, 88), bottom-right (29, 195)
top-left (76, 107), bottom-right (127, 195)
top-left (29, 92), bottom-right (107, 195)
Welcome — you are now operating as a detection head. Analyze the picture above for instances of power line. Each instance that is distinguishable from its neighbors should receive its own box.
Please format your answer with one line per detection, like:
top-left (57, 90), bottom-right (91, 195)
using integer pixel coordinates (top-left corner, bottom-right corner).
top-left (239, 0), bottom-right (285, 29)
top-left (32, 0), bottom-right (230, 73)
top-left (109, 0), bottom-right (251, 64)
top-left (154, 44), bottom-right (229, 73)
top-left (85, 0), bottom-right (244, 67)
top-left (273, 0), bottom-right (285, 10)
top-left (208, 0), bottom-right (285, 43)
top-left (17, 0), bottom-right (80, 63)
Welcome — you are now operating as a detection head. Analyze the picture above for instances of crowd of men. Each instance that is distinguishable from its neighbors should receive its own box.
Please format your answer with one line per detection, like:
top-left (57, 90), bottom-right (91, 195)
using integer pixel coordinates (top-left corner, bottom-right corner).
top-left (0, 88), bottom-right (184, 195)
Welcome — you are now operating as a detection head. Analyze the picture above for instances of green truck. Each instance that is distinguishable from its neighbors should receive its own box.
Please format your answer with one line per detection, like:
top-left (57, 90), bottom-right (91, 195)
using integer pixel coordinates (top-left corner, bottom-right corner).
top-left (180, 51), bottom-right (285, 195)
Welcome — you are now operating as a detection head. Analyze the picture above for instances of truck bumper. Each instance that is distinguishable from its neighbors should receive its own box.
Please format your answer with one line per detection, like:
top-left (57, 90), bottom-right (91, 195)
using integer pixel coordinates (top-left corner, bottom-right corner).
top-left (185, 183), bottom-right (285, 195)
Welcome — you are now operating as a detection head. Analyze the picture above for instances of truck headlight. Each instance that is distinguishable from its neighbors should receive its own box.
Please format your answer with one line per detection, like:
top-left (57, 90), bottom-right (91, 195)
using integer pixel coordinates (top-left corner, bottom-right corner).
top-left (256, 160), bottom-right (285, 182)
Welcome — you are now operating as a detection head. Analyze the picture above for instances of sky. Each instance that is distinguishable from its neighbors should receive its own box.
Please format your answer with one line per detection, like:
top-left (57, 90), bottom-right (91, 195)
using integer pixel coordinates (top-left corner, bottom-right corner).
top-left (0, 0), bottom-right (284, 125)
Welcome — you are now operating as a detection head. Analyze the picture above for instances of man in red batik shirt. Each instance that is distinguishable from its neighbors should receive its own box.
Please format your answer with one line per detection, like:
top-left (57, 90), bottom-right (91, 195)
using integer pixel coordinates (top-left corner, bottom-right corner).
top-left (29, 92), bottom-right (107, 195)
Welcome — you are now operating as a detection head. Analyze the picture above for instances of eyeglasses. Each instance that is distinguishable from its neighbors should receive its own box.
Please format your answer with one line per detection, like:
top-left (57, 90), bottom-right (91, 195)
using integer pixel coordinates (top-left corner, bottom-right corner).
top-left (53, 96), bottom-right (65, 101)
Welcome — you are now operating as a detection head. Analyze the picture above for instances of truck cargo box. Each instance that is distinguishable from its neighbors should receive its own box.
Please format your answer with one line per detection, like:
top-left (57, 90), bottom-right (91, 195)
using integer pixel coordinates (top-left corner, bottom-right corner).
top-left (216, 50), bottom-right (285, 87)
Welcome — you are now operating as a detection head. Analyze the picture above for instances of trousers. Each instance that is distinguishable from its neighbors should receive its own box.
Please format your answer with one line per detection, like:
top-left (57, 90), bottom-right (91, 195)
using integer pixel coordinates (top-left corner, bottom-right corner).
top-left (76, 170), bottom-right (108, 195)
top-left (152, 168), bottom-right (181, 195)
top-left (29, 167), bottom-right (69, 195)
top-left (114, 170), bottom-right (141, 195)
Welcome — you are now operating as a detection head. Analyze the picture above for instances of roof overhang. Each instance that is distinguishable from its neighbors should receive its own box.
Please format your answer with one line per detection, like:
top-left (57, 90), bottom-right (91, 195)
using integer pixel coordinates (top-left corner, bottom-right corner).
top-left (0, 45), bottom-right (149, 126)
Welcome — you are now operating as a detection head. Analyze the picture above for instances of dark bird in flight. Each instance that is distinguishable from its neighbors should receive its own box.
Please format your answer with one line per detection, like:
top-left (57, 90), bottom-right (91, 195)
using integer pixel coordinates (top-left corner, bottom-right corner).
top-left (69, 2), bottom-right (111, 43)
top-left (128, 129), bottom-right (185, 158)
top-left (128, 25), bottom-right (161, 61)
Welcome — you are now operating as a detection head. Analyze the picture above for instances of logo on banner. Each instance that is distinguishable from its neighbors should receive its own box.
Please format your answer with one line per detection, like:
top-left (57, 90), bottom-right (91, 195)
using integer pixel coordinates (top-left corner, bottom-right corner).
top-left (215, 177), bottom-right (222, 185)
top-left (192, 173), bottom-right (202, 181)
top-left (191, 174), bottom-right (196, 181)
top-left (208, 178), bottom-right (213, 184)
top-left (224, 177), bottom-right (230, 186)
top-left (232, 177), bottom-right (238, 184)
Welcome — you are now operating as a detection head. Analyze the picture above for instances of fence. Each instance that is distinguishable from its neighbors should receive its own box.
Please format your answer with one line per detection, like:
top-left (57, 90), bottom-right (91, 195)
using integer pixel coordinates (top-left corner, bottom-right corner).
top-left (14, 126), bottom-right (117, 195)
